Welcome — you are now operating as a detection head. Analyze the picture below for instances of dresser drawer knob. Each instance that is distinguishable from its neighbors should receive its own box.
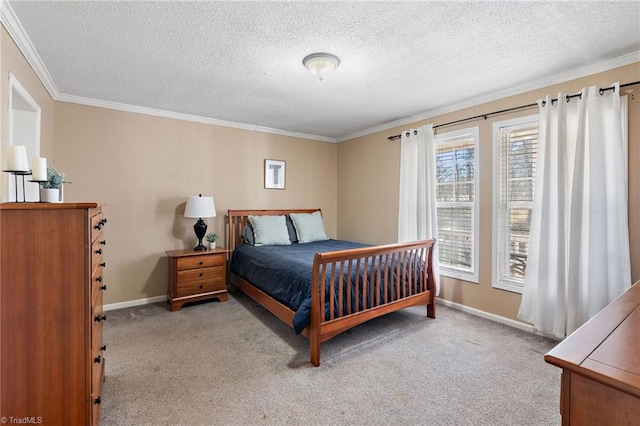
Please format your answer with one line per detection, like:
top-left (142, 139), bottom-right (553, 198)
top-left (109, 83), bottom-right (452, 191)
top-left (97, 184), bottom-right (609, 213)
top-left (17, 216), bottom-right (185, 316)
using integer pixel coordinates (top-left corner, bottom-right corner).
top-left (100, 262), bottom-right (106, 268)
top-left (94, 355), bottom-right (102, 364)
top-left (95, 249), bottom-right (102, 255)
top-left (101, 344), bottom-right (107, 352)
top-left (94, 396), bottom-right (101, 405)
top-left (100, 240), bottom-right (107, 245)
top-left (95, 276), bottom-right (103, 282)
top-left (94, 223), bottom-right (103, 230)
top-left (100, 285), bottom-right (107, 291)
top-left (199, 284), bottom-right (203, 289)
top-left (94, 314), bottom-right (107, 322)
top-left (199, 273), bottom-right (203, 277)
top-left (199, 261), bottom-right (203, 265)
top-left (101, 218), bottom-right (108, 226)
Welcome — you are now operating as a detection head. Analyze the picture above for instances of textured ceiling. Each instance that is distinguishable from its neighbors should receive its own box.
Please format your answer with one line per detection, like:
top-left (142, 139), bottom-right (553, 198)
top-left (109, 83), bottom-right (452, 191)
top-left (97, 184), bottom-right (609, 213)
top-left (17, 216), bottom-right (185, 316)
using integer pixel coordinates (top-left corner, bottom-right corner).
top-left (5, 1), bottom-right (640, 141)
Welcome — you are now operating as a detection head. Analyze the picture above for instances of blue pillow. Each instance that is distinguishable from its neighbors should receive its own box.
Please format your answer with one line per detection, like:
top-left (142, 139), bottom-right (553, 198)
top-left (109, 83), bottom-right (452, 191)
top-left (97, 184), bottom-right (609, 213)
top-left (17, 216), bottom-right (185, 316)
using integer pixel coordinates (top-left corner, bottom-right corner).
top-left (248, 215), bottom-right (291, 246)
top-left (289, 211), bottom-right (329, 243)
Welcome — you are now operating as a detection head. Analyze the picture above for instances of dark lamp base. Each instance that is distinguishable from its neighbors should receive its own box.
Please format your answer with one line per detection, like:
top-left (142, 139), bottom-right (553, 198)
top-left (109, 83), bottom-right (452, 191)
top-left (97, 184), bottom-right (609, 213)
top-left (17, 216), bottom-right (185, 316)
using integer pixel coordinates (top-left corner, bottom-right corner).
top-left (193, 218), bottom-right (207, 252)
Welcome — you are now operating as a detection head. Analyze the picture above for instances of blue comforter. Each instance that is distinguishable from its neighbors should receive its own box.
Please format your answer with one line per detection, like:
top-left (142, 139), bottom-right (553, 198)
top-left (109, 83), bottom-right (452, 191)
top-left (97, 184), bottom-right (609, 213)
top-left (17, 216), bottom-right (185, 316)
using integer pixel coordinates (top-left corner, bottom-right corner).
top-left (229, 240), bottom-right (369, 333)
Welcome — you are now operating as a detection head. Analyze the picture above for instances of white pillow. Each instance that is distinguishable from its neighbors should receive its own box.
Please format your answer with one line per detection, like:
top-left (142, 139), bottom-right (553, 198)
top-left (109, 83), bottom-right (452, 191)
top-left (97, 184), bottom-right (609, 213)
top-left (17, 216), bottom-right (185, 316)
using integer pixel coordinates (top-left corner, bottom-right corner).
top-left (289, 211), bottom-right (329, 243)
top-left (247, 215), bottom-right (291, 246)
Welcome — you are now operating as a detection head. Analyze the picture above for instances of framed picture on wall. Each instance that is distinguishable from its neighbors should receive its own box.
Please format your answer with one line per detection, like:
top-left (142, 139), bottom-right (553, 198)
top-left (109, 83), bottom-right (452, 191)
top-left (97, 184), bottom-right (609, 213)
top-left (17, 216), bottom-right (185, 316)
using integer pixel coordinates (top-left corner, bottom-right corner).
top-left (264, 159), bottom-right (286, 190)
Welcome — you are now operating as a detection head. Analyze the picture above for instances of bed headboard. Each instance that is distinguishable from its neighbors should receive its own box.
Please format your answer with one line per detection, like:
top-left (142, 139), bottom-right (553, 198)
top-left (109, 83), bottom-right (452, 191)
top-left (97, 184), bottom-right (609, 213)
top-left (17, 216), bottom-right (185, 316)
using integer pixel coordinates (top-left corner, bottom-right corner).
top-left (227, 209), bottom-right (322, 253)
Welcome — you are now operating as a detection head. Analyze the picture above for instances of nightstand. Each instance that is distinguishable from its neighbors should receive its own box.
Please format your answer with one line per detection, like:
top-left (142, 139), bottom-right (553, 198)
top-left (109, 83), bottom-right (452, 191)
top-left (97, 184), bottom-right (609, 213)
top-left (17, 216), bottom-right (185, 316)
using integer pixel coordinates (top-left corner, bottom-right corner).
top-left (166, 248), bottom-right (229, 311)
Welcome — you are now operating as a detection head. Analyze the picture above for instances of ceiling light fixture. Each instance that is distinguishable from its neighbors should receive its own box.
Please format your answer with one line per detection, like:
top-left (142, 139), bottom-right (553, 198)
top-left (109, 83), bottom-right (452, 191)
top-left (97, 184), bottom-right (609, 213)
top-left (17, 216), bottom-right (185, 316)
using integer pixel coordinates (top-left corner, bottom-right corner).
top-left (303, 53), bottom-right (340, 82)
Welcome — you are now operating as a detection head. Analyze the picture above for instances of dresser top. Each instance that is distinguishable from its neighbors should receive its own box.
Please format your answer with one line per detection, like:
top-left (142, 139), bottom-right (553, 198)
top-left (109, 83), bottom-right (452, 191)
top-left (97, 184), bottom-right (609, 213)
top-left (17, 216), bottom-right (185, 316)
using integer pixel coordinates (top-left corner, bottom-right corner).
top-left (545, 280), bottom-right (640, 397)
top-left (0, 202), bottom-right (102, 210)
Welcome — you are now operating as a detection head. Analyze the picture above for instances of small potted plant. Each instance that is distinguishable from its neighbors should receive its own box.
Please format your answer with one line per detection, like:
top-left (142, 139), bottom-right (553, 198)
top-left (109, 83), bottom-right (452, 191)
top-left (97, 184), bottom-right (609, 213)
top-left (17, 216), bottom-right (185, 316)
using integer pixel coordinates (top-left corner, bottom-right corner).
top-left (205, 232), bottom-right (219, 249)
top-left (39, 167), bottom-right (65, 203)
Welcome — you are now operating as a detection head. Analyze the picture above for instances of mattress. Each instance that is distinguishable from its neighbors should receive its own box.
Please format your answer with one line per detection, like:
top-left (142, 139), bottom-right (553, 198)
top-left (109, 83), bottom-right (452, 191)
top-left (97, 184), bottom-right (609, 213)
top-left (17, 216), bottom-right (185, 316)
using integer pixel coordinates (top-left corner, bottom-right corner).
top-left (229, 239), bottom-right (369, 333)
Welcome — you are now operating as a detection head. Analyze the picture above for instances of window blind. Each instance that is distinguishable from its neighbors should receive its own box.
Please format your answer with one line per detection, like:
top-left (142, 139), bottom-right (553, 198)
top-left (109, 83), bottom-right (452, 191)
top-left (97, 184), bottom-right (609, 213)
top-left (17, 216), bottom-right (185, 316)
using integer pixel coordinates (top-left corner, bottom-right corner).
top-left (436, 138), bottom-right (475, 272)
top-left (497, 122), bottom-right (538, 283)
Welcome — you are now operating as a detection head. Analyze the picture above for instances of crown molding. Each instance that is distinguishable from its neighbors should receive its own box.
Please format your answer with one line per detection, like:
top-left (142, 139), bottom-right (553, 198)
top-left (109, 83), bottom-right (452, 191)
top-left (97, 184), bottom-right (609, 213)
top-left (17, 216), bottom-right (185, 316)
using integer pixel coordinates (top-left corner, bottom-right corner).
top-left (57, 93), bottom-right (337, 143)
top-left (0, 0), bottom-right (336, 143)
top-left (0, 0), bottom-right (59, 99)
top-left (2, 0), bottom-right (636, 145)
top-left (337, 50), bottom-right (640, 142)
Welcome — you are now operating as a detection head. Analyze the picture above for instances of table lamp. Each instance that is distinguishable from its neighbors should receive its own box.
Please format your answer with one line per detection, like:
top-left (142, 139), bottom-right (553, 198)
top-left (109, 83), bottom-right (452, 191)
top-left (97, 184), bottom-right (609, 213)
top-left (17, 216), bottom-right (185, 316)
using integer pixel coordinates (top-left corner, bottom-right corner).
top-left (184, 194), bottom-right (216, 251)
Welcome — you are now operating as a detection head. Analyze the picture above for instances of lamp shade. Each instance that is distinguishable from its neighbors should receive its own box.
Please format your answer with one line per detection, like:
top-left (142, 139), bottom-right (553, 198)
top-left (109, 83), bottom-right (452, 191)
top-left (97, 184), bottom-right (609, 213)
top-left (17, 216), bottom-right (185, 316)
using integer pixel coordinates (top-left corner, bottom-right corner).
top-left (184, 195), bottom-right (216, 218)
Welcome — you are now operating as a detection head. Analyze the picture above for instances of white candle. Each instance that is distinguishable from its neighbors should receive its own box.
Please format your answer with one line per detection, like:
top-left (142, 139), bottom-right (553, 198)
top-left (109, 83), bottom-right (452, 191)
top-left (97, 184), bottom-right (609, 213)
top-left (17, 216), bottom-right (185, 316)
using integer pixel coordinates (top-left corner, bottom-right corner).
top-left (32, 157), bottom-right (47, 181)
top-left (6, 145), bottom-right (29, 171)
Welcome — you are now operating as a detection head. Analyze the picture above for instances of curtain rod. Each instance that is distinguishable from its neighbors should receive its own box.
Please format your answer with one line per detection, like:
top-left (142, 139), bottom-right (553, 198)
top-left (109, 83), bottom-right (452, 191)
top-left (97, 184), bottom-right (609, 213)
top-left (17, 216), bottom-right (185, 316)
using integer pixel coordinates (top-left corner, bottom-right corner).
top-left (387, 80), bottom-right (640, 141)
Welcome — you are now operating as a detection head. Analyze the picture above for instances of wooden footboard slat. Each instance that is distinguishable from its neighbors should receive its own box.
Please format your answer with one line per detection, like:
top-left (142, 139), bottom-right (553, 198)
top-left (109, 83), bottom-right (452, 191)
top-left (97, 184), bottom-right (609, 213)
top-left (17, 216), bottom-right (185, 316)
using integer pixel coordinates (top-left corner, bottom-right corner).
top-left (346, 259), bottom-right (353, 315)
top-left (354, 258), bottom-right (361, 311)
top-left (228, 209), bottom-right (436, 367)
top-left (374, 254), bottom-right (382, 307)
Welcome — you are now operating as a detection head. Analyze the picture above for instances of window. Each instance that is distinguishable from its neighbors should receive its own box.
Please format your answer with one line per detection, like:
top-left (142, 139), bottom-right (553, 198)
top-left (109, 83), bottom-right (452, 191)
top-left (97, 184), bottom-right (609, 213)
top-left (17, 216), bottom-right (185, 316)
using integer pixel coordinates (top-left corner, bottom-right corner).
top-left (492, 115), bottom-right (538, 293)
top-left (492, 98), bottom-right (628, 294)
top-left (435, 127), bottom-right (479, 282)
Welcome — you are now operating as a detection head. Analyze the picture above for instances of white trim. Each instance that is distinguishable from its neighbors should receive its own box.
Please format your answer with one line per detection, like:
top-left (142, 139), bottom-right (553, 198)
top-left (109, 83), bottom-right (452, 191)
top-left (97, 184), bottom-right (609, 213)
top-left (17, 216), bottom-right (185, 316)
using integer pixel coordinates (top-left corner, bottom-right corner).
top-left (434, 126), bottom-right (480, 283)
top-left (437, 298), bottom-right (536, 334)
top-left (337, 51), bottom-right (640, 142)
top-left (0, 0), bottom-right (59, 99)
top-left (7, 73), bottom-right (41, 202)
top-left (1, 0), bottom-right (636, 144)
top-left (56, 93), bottom-right (338, 143)
top-left (492, 114), bottom-right (539, 294)
top-left (103, 295), bottom-right (166, 311)
top-left (9, 73), bottom-right (41, 113)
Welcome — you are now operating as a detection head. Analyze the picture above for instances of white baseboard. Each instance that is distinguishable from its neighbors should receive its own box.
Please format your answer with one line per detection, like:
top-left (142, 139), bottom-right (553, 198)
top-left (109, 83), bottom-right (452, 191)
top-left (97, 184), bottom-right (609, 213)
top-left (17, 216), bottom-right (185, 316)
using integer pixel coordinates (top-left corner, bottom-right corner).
top-left (104, 295), bottom-right (166, 311)
top-left (104, 294), bottom-right (536, 336)
top-left (436, 298), bottom-right (535, 333)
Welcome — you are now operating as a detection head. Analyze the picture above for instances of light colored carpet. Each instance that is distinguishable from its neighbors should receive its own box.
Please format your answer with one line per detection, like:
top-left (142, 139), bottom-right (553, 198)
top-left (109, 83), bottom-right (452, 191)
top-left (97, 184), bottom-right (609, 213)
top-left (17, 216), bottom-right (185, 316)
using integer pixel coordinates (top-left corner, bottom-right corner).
top-left (100, 294), bottom-right (561, 425)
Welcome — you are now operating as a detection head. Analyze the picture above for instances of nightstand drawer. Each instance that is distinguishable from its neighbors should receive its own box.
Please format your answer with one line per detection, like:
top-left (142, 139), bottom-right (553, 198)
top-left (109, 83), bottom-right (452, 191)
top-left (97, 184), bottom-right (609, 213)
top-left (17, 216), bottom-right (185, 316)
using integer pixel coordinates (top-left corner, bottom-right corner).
top-left (177, 266), bottom-right (223, 283)
top-left (176, 276), bottom-right (226, 297)
top-left (177, 254), bottom-right (225, 271)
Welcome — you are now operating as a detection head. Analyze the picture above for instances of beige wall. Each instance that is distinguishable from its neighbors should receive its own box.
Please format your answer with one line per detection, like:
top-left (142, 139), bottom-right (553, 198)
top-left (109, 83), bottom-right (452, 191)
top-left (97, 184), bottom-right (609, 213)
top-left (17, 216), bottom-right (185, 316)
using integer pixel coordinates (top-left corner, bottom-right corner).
top-left (338, 62), bottom-right (640, 321)
top-left (0, 25), bottom-right (55, 200)
top-left (3, 20), bottom-right (639, 316)
top-left (54, 103), bottom-right (337, 305)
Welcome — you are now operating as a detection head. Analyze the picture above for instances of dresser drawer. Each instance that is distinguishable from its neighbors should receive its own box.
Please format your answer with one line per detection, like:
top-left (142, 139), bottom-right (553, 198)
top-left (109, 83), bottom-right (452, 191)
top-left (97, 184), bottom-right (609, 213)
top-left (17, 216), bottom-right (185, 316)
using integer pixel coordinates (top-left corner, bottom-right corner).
top-left (91, 237), bottom-right (105, 272)
top-left (177, 254), bottom-right (225, 271)
top-left (176, 276), bottom-right (226, 297)
top-left (91, 211), bottom-right (105, 242)
top-left (92, 267), bottom-right (106, 312)
top-left (91, 360), bottom-right (105, 426)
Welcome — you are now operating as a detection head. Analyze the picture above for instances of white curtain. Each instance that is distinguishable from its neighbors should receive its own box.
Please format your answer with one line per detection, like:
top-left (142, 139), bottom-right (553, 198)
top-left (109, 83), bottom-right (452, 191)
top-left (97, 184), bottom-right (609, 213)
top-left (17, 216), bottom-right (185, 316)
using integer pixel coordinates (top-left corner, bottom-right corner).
top-left (398, 124), bottom-right (440, 294)
top-left (518, 83), bottom-right (631, 338)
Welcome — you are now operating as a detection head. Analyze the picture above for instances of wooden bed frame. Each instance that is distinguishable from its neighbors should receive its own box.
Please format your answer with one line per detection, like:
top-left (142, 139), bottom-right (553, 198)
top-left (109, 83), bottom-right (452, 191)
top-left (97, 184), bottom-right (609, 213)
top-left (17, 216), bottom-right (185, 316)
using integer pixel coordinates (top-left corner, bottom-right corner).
top-left (227, 209), bottom-right (436, 366)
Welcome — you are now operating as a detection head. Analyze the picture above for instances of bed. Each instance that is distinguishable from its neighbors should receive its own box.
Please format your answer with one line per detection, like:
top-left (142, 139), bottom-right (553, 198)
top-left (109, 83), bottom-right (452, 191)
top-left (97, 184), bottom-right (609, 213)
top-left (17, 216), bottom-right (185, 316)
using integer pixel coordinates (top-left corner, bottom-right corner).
top-left (227, 208), bottom-right (436, 366)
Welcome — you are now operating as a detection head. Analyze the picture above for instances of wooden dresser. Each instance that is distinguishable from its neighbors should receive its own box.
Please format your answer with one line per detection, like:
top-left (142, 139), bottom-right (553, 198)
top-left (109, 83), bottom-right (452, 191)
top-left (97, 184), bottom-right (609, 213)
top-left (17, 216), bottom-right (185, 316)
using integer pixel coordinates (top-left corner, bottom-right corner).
top-left (0, 203), bottom-right (107, 425)
top-left (545, 280), bottom-right (640, 425)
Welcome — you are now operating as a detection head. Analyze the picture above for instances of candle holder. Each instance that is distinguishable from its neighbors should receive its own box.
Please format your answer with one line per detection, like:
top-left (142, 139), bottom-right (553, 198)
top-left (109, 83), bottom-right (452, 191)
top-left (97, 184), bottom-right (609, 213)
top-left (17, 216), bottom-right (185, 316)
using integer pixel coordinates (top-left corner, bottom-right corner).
top-left (2, 170), bottom-right (32, 202)
top-left (28, 179), bottom-right (49, 202)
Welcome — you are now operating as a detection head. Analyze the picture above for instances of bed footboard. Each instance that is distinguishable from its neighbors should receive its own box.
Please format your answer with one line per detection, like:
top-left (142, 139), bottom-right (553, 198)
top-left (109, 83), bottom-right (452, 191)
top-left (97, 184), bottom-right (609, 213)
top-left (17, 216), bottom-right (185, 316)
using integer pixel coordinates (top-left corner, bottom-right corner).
top-left (309, 239), bottom-right (435, 366)
top-left (227, 209), bottom-right (436, 367)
